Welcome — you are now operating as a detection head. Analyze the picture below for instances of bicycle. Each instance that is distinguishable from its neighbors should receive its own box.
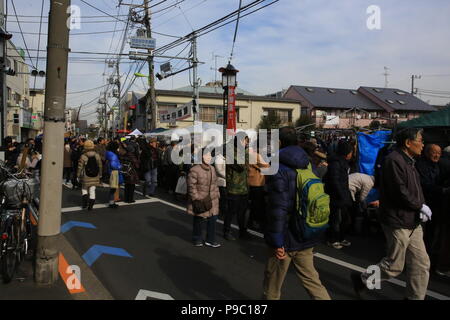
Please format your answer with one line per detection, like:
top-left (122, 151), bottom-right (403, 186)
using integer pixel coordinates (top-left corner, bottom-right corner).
top-left (0, 162), bottom-right (37, 283)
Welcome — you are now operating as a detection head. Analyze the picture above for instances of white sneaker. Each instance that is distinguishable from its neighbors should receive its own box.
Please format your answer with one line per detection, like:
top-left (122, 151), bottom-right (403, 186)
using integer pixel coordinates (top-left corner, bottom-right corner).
top-left (340, 240), bottom-right (352, 247)
top-left (327, 241), bottom-right (343, 249)
top-left (205, 242), bottom-right (221, 248)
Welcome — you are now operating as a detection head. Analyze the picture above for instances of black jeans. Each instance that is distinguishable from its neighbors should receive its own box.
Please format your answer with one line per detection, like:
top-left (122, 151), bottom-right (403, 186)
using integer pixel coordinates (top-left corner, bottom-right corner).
top-left (192, 215), bottom-right (218, 244)
top-left (124, 184), bottom-right (135, 203)
top-left (218, 187), bottom-right (228, 220)
top-left (327, 205), bottom-right (352, 243)
top-left (249, 186), bottom-right (266, 231)
top-left (224, 194), bottom-right (249, 236)
top-left (63, 167), bottom-right (72, 183)
top-left (109, 188), bottom-right (117, 204)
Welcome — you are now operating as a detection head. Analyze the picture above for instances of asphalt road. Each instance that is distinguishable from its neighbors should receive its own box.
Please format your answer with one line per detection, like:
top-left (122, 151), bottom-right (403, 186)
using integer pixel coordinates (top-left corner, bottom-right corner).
top-left (60, 185), bottom-right (450, 300)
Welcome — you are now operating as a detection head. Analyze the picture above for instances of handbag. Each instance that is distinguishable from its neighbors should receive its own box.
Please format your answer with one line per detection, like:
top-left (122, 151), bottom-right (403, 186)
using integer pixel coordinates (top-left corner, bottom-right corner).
top-left (192, 167), bottom-right (213, 214)
top-left (175, 176), bottom-right (187, 195)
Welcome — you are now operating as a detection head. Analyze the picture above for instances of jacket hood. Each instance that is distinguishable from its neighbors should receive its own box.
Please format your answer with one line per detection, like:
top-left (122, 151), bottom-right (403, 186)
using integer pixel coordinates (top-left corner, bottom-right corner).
top-left (84, 150), bottom-right (96, 157)
top-left (279, 145), bottom-right (309, 169)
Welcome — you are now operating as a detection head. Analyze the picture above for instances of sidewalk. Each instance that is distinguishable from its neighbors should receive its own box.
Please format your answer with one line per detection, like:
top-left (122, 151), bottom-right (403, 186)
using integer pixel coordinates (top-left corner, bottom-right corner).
top-left (0, 256), bottom-right (73, 300)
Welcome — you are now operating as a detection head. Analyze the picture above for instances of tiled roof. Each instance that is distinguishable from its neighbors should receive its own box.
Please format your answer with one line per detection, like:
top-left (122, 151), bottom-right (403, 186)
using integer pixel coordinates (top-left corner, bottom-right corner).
top-left (358, 87), bottom-right (437, 112)
top-left (290, 86), bottom-right (383, 110)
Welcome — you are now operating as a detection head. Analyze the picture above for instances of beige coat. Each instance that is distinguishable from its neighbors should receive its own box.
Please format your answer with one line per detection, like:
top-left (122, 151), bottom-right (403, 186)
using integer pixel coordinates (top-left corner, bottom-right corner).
top-left (187, 164), bottom-right (220, 217)
top-left (248, 153), bottom-right (270, 187)
top-left (77, 150), bottom-right (102, 188)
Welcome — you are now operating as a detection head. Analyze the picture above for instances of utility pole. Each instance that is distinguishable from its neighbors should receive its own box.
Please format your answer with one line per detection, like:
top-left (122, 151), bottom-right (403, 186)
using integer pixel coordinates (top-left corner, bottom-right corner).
top-left (143, 0), bottom-right (157, 132)
top-left (35, 0), bottom-right (70, 285)
top-left (383, 66), bottom-right (390, 88)
top-left (115, 60), bottom-right (120, 137)
top-left (411, 74), bottom-right (421, 95)
top-left (192, 33), bottom-right (199, 122)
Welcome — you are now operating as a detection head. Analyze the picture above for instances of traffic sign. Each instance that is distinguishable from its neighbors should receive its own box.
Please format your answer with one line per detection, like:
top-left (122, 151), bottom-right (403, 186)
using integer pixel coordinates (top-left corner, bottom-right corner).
top-left (130, 37), bottom-right (156, 50)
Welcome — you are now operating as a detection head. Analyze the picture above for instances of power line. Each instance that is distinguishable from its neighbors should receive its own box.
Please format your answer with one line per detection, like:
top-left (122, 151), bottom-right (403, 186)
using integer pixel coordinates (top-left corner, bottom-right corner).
top-left (228, 0), bottom-right (243, 64)
top-left (9, 29), bottom-right (128, 36)
top-left (67, 84), bottom-right (110, 95)
top-left (10, 0), bottom-right (36, 69)
top-left (78, 0), bottom-right (130, 23)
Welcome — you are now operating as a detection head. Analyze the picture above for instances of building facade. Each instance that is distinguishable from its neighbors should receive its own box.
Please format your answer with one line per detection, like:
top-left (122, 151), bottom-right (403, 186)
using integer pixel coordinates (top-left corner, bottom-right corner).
top-left (124, 86), bottom-right (301, 132)
top-left (5, 40), bottom-right (35, 141)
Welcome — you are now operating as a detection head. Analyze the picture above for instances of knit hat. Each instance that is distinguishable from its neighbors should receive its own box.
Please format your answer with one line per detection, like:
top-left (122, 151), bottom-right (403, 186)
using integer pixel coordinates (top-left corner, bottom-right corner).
top-left (84, 140), bottom-right (95, 150)
top-left (337, 141), bottom-right (353, 156)
top-left (149, 137), bottom-right (157, 143)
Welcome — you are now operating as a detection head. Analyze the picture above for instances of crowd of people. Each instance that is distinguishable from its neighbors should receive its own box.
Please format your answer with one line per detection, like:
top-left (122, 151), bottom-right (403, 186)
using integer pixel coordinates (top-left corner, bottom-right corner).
top-left (3, 125), bottom-right (450, 299)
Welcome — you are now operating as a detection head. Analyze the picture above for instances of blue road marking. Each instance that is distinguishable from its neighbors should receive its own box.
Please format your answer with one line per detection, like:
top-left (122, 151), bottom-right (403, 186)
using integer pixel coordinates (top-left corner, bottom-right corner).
top-left (61, 221), bottom-right (97, 233)
top-left (82, 245), bottom-right (133, 267)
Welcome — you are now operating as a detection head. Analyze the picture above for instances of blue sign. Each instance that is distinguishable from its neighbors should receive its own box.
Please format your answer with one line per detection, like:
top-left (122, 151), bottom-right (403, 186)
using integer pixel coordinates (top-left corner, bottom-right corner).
top-left (130, 37), bottom-right (156, 50)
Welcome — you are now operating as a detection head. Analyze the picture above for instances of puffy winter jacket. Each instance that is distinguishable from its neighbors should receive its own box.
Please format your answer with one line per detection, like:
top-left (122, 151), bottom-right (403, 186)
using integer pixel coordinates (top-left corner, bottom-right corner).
top-left (265, 145), bottom-right (319, 251)
top-left (106, 151), bottom-right (122, 174)
top-left (323, 154), bottom-right (353, 209)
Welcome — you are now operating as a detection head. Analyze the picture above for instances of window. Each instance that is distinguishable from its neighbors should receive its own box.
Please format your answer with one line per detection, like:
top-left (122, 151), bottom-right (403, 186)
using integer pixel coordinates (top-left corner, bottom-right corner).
top-left (263, 108), bottom-right (292, 124)
top-left (395, 91), bottom-right (406, 96)
top-left (373, 88), bottom-right (382, 93)
top-left (397, 100), bottom-right (406, 105)
top-left (328, 89), bottom-right (336, 94)
top-left (200, 106), bottom-right (217, 122)
top-left (7, 87), bottom-right (12, 101)
top-left (305, 87), bottom-right (315, 93)
top-left (14, 61), bottom-right (18, 76)
top-left (350, 90), bottom-right (358, 95)
top-left (386, 99), bottom-right (394, 104)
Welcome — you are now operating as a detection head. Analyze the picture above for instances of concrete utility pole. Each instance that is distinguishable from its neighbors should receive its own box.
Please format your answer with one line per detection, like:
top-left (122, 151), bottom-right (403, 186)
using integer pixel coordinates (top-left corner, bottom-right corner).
top-left (192, 33), bottom-right (199, 122)
top-left (143, 0), bottom-right (157, 132)
top-left (35, 0), bottom-right (71, 285)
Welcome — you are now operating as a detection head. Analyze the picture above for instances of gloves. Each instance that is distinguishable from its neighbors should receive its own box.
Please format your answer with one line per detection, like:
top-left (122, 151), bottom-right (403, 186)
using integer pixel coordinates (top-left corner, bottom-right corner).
top-left (420, 204), bottom-right (432, 223)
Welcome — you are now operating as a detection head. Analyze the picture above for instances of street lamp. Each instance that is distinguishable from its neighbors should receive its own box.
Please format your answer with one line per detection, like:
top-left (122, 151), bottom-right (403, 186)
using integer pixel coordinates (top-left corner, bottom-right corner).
top-left (219, 63), bottom-right (239, 145)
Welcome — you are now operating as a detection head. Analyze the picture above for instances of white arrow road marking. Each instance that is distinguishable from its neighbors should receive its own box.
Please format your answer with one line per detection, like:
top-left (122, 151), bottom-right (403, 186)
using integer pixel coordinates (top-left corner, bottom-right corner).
top-left (135, 290), bottom-right (174, 300)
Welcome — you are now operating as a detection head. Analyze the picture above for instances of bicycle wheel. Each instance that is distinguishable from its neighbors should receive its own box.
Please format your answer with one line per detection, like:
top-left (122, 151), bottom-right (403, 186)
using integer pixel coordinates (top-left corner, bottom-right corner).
top-left (1, 222), bottom-right (18, 284)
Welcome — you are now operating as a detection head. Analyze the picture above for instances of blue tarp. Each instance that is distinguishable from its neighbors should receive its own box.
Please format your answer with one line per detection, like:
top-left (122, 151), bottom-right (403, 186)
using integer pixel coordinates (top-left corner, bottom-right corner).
top-left (357, 130), bottom-right (392, 176)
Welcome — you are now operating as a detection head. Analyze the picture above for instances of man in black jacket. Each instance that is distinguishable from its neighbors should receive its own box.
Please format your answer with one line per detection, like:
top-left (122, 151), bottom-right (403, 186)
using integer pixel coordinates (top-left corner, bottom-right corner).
top-left (351, 128), bottom-right (431, 300)
top-left (323, 141), bottom-right (354, 249)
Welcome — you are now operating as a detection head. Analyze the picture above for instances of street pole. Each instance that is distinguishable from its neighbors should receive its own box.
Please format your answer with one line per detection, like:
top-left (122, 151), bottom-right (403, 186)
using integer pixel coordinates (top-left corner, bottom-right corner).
top-left (143, 0), bottom-right (157, 132)
top-left (192, 33), bottom-right (199, 123)
top-left (35, 0), bottom-right (70, 285)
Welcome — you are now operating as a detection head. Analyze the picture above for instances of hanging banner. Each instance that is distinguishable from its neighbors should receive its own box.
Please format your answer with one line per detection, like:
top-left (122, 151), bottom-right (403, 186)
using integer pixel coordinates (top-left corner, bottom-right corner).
top-left (160, 101), bottom-right (193, 123)
top-left (227, 86), bottom-right (237, 132)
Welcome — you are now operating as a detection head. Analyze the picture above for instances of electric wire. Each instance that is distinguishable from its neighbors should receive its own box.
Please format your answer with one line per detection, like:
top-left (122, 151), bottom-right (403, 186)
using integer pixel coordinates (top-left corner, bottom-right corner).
top-left (10, 0), bottom-right (36, 69)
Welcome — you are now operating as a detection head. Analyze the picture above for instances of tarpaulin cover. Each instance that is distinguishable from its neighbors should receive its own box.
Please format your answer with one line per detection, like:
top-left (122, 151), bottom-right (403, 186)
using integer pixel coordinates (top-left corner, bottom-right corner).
top-left (357, 130), bottom-right (392, 176)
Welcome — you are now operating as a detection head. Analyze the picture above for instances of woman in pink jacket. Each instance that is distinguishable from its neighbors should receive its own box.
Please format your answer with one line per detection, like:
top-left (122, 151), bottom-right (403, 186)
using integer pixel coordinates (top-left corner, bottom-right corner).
top-left (187, 149), bottom-right (221, 248)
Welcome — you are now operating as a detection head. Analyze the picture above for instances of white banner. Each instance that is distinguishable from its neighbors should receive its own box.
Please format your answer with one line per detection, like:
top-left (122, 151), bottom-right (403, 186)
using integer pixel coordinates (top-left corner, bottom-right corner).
top-left (160, 102), bottom-right (193, 123)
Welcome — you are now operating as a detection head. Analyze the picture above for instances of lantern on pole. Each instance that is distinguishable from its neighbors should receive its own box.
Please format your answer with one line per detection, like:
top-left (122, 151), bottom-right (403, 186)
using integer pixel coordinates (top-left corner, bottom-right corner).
top-left (219, 64), bottom-right (239, 143)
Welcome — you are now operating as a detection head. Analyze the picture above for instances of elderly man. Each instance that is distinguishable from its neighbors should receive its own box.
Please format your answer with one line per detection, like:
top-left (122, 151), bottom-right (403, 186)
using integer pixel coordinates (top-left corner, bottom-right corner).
top-left (416, 144), bottom-right (450, 263)
top-left (351, 128), bottom-right (431, 300)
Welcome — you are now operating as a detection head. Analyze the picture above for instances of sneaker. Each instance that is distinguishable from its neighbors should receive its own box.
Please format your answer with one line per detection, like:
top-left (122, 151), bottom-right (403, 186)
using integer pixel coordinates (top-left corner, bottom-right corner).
top-left (327, 241), bottom-right (343, 249)
top-left (224, 234), bottom-right (236, 241)
top-left (193, 241), bottom-right (203, 247)
top-left (340, 240), bottom-right (352, 247)
top-left (205, 242), bottom-right (221, 248)
top-left (108, 203), bottom-right (119, 209)
top-left (435, 270), bottom-right (450, 278)
top-left (350, 271), bottom-right (368, 299)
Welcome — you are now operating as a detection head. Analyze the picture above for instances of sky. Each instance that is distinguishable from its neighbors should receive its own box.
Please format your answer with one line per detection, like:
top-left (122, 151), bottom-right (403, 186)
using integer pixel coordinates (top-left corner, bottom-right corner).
top-left (5, 0), bottom-right (450, 123)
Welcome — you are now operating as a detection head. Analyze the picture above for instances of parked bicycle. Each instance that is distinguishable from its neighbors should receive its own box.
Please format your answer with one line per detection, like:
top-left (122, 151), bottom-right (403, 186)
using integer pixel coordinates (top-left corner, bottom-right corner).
top-left (0, 161), bottom-right (39, 283)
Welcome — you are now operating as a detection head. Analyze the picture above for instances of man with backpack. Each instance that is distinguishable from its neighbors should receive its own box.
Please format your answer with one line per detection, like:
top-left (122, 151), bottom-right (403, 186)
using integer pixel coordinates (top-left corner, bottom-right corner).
top-left (263, 127), bottom-right (331, 300)
top-left (77, 140), bottom-right (102, 211)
